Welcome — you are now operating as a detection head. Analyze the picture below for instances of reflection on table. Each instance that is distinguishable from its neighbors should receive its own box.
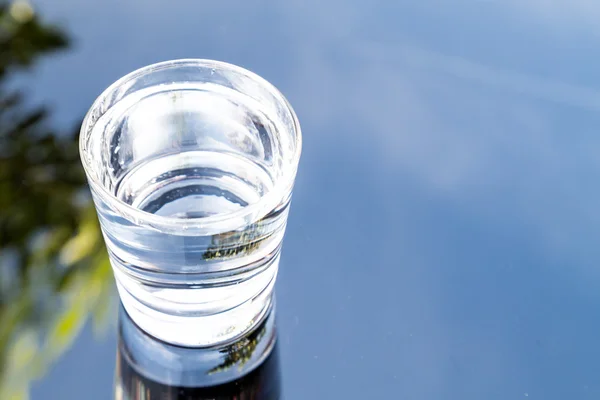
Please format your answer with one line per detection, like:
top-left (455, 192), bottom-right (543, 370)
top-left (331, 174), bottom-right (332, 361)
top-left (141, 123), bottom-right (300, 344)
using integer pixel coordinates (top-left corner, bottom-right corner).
top-left (115, 304), bottom-right (280, 400)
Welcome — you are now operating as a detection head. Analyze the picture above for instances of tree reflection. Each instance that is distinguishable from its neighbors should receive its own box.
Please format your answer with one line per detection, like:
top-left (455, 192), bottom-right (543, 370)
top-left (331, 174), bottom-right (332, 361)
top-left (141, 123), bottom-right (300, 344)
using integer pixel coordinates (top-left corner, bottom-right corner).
top-left (0, 2), bottom-right (112, 398)
top-left (208, 319), bottom-right (268, 375)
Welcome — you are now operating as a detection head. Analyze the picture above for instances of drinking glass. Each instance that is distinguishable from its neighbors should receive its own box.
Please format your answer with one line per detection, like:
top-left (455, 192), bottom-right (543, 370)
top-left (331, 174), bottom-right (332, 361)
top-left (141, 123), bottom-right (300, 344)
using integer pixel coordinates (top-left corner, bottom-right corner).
top-left (79, 59), bottom-right (301, 347)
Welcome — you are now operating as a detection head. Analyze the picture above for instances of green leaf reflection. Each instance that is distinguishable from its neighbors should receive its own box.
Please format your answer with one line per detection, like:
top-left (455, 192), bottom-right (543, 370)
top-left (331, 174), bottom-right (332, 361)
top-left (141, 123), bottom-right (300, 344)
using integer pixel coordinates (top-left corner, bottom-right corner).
top-left (0, 2), bottom-right (113, 398)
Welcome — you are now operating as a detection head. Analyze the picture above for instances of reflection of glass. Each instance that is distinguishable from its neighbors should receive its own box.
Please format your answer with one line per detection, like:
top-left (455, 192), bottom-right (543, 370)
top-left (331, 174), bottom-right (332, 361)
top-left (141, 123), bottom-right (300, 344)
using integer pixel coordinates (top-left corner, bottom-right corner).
top-left (115, 303), bottom-right (280, 399)
top-left (79, 60), bottom-right (302, 347)
top-left (0, 2), bottom-right (114, 399)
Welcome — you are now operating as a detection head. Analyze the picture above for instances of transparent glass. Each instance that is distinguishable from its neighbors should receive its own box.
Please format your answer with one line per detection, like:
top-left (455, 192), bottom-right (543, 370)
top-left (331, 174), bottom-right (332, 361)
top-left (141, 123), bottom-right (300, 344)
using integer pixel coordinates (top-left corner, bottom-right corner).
top-left (79, 59), bottom-right (301, 347)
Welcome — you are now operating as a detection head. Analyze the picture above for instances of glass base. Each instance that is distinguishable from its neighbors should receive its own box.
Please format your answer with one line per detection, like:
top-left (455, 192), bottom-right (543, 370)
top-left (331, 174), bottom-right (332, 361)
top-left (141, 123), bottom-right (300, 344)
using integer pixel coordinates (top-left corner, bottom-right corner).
top-left (117, 301), bottom-right (277, 389)
top-left (116, 277), bottom-right (275, 347)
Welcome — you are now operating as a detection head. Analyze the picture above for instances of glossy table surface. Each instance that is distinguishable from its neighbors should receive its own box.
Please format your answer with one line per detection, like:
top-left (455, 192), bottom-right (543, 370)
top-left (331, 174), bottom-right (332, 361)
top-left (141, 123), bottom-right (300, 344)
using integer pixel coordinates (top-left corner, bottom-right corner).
top-left (3, 1), bottom-right (600, 399)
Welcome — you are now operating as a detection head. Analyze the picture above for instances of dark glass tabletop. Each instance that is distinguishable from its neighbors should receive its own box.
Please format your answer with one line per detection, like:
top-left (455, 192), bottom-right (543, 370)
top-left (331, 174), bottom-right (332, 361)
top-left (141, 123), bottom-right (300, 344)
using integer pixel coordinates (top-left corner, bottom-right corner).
top-left (3, 0), bottom-right (600, 398)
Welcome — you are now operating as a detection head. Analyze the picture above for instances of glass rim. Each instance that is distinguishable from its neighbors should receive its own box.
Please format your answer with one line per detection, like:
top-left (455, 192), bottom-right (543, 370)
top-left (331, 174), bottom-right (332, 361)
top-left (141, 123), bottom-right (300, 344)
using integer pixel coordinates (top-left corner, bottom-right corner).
top-left (79, 59), bottom-right (302, 234)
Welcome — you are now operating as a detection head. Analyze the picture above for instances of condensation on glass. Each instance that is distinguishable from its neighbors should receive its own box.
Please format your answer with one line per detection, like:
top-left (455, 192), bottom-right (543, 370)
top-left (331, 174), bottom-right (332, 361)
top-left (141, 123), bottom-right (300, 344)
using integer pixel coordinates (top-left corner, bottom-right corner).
top-left (79, 59), bottom-right (301, 347)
